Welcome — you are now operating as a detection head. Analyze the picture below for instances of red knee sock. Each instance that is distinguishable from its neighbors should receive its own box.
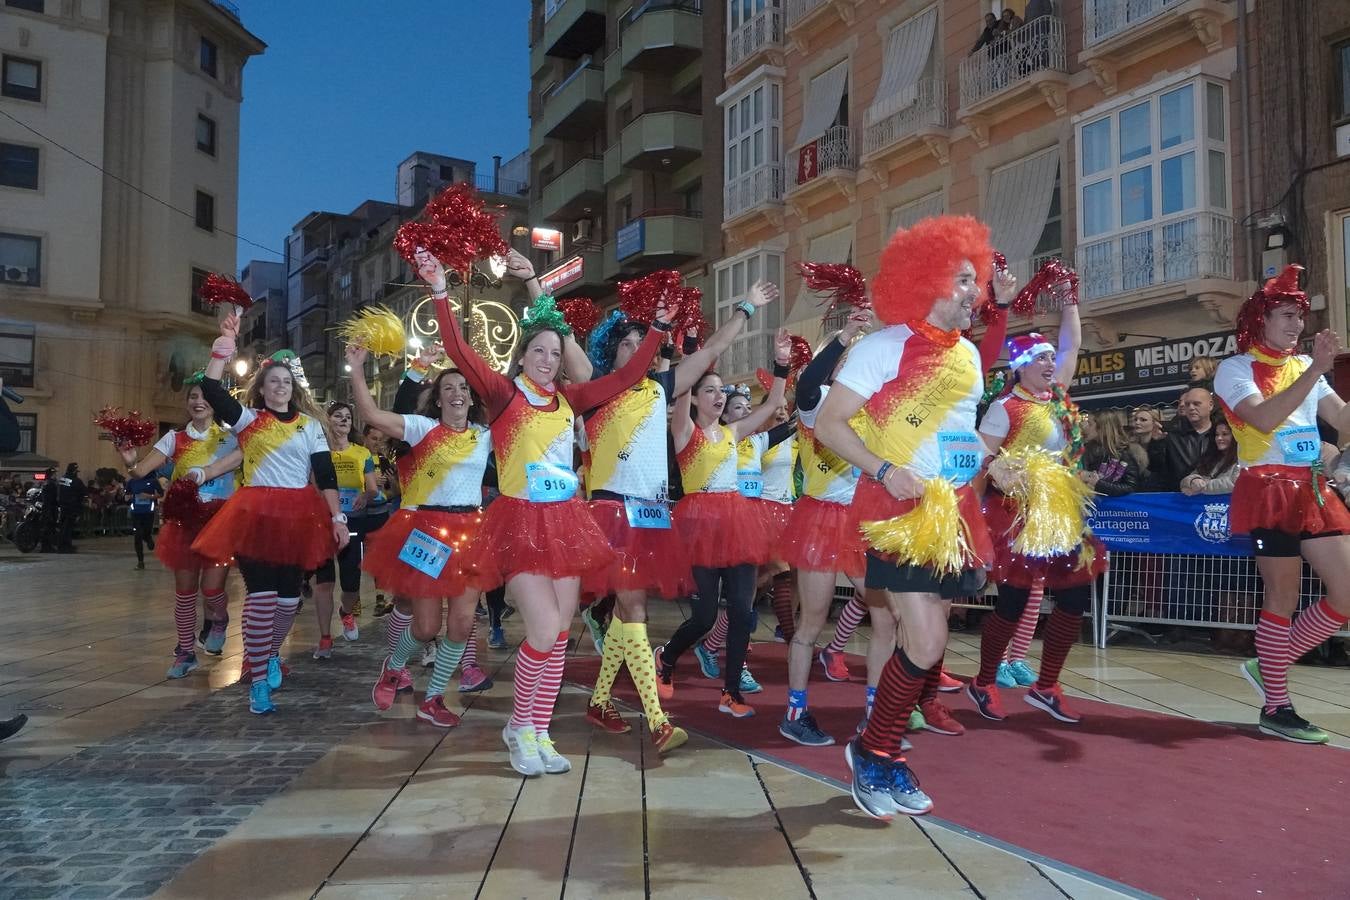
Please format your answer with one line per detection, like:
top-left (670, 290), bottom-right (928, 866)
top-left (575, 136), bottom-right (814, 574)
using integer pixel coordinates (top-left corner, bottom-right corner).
top-left (1288, 599), bottom-right (1349, 660)
top-left (242, 592), bottom-right (278, 683)
top-left (919, 652), bottom-right (946, 704)
top-left (270, 597), bottom-right (300, 657)
top-left (1255, 610), bottom-right (1292, 710)
top-left (826, 594), bottom-right (867, 653)
top-left (174, 591), bottom-right (198, 656)
top-left (531, 631), bottom-right (570, 734)
top-left (203, 590), bottom-right (228, 624)
top-left (509, 639), bottom-right (550, 728)
top-left (860, 649), bottom-right (928, 758)
top-left (976, 612), bottom-right (1018, 686)
top-left (1033, 607), bottom-right (1082, 690)
top-left (771, 572), bottom-right (795, 642)
top-left (461, 620), bottom-right (479, 670)
top-left (704, 608), bottom-right (729, 654)
top-left (1007, 580), bottom-right (1044, 661)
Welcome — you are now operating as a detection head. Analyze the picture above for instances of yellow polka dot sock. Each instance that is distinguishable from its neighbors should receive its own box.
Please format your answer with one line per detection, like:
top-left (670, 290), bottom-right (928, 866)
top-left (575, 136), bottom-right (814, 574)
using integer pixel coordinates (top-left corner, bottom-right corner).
top-left (620, 620), bottom-right (668, 730)
top-left (590, 613), bottom-right (628, 706)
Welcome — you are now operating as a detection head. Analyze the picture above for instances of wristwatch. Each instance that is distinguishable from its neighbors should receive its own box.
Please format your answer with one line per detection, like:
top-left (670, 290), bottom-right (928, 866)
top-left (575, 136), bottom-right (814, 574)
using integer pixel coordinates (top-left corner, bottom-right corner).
top-left (332, 512), bottom-right (348, 524)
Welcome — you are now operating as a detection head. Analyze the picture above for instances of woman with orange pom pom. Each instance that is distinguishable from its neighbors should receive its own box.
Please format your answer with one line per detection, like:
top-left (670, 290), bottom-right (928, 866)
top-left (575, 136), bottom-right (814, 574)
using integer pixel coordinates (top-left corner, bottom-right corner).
top-left (815, 215), bottom-right (1015, 819)
top-left (117, 373), bottom-right (242, 680)
top-left (416, 248), bottom-right (675, 777)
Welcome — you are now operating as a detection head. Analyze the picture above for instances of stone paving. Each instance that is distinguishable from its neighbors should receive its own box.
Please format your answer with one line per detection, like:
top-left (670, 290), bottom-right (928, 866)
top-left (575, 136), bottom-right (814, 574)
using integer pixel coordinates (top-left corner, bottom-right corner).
top-left (0, 626), bottom-right (398, 900)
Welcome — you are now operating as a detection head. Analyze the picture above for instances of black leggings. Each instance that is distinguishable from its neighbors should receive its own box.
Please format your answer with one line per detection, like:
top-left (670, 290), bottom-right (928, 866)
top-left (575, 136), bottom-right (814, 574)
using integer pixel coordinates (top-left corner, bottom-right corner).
top-left (236, 557), bottom-right (304, 597)
top-left (994, 582), bottom-right (1092, 620)
top-left (486, 585), bottom-right (507, 629)
top-left (663, 563), bottom-right (756, 695)
top-left (130, 511), bottom-right (155, 564)
top-left (315, 534), bottom-right (364, 593)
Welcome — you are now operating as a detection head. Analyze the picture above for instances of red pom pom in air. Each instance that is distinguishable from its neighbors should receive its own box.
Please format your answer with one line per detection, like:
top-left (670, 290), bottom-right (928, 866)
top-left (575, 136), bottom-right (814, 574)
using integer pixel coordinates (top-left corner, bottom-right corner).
top-left (1011, 258), bottom-right (1080, 316)
top-left (198, 274), bottom-right (253, 311)
top-left (393, 183), bottom-right (509, 274)
top-left (93, 407), bottom-right (157, 450)
top-left (798, 263), bottom-right (868, 322)
top-left (618, 269), bottom-right (685, 324)
top-left (559, 298), bottom-right (602, 339)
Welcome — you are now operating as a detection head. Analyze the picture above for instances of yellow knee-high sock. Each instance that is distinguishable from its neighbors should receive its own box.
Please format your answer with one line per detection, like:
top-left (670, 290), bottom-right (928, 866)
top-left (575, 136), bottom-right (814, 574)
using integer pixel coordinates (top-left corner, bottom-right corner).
top-left (620, 620), bottom-right (668, 728)
top-left (590, 613), bottom-right (628, 705)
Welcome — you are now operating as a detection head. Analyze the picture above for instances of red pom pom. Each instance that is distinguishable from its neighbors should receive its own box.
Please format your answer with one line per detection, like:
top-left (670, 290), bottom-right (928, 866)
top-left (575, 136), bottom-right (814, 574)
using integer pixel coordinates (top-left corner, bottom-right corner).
top-left (788, 335), bottom-right (812, 373)
top-left (1010, 258), bottom-right (1079, 316)
top-left (798, 263), bottom-right (869, 321)
top-left (198, 274), bottom-right (253, 311)
top-left (618, 269), bottom-right (684, 324)
top-left (558, 298), bottom-right (602, 339)
top-left (675, 287), bottom-right (709, 341)
top-left (162, 478), bottom-right (210, 529)
top-left (93, 407), bottom-right (157, 450)
top-left (393, 183), bottom-right (508, 273)
top-left (756, 367), bottom-right (774, 394)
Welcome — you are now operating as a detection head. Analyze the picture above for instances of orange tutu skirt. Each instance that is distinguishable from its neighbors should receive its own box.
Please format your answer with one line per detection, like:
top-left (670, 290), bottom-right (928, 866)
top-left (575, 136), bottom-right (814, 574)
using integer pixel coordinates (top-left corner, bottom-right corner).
top-left (362, 507), bottom-right (486, 598)
top-left (843, 477), bottom-right (993, 569)
top-left (1230, 465), bottom-right (1350, 536)
top-left (673, 490), bottom-right (775, 569)
top-left (191, 485), bottom-right (336, 570)
top-left (155, 500), bottom-right (229, 570)
top-left (781, 496), bottom-right (867, 577)
top-left (456, 495), bottom-right (616, 588)
top-left (983, 491), bottom-right (1108, 590)
top-left (581, 499), bottom-right (693, 599)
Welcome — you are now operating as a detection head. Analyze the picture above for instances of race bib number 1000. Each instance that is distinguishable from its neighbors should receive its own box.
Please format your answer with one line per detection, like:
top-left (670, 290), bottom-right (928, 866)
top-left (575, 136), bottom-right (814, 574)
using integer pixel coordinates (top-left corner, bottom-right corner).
top-left (624, 497), bottom-right (671, 529)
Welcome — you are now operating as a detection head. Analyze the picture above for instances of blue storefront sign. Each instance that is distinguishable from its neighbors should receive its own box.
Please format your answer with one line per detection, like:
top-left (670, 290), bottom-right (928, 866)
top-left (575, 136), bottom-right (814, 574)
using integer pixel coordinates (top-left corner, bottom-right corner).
top-left (1088, 493), bottom-right (1252, 558)
top-left (616, 219), bottom-right (645, 261)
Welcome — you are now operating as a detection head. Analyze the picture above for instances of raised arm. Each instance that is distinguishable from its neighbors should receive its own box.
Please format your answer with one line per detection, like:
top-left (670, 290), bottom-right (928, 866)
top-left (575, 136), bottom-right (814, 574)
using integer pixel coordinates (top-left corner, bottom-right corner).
top-left (731, 329), bottom-right (790, 441)
top-left (796, 310), bottom-right (868, 413)
top-left (563, 333), bottom-right (594, 383)
top-left (417, 250), bottom-right (515, 419)
top-left (1230, 330), bottom-right (1339, 434)
top-left (671, 280), bottom-right (779, 396)
top-left (567, 314), bottom-right (675, 415)
top-left (978, 268), bottom-right (1017, 372)
top-left (1053, 303), bottom-right (1082, 387)
top-left (670, 387), bottom-right (694, 453)
top-left (346, 345), bottom-right (407, 441)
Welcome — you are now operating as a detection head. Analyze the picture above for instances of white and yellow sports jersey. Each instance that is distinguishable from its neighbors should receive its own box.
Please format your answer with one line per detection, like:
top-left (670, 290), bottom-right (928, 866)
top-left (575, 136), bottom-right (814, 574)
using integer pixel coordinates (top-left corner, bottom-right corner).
top-left (230, 407), bottom-right (330, 489)
top-left (584, 373), bottom-right (672, 501)
top-left (798, 385), bottom-right (861, 505)
top-left (399, 416), bottom-right (492, 508)
top-left (152, 423), bottom-right (239, 500)
top-left (1216, 348), bottom-right (1334, 467)
top-left (760, 433), bottom-right (797, 504)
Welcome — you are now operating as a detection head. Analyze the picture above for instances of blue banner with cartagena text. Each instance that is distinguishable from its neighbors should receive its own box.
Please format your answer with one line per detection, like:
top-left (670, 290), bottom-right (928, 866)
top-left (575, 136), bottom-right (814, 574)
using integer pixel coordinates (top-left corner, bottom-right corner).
top-left (1087, 493), bottom-right (1252, 558)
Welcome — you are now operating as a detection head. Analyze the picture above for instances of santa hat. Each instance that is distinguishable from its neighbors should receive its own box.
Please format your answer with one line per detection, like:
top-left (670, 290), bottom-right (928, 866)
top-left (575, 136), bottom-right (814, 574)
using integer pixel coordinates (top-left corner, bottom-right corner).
top-left (1235, 264), bottom-right (1308, 352)
top-left (1006, 332), bottom-right (1055, 371)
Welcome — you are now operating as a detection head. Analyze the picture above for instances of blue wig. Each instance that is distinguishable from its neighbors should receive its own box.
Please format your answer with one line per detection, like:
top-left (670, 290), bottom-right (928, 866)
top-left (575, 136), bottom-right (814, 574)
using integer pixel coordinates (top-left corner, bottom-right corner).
top-left (586, 310), bottom-right (651, 377)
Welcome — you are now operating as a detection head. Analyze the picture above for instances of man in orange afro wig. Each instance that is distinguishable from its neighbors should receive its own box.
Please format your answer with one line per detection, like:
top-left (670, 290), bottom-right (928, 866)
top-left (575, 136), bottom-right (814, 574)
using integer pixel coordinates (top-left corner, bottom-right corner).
top-left (812, 214), bottom-right (1016, 819)
top-left (871, 215), bottom-right (994, 326)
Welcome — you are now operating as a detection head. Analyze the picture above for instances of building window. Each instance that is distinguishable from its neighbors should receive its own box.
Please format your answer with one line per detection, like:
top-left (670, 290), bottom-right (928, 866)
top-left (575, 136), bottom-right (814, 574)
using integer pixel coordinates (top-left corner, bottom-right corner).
top-left (439, 164), bottom-right (456, 181)
top-left (1336, 40), bottom-right (1350, 125)
top-left (200, 37), bottom-right (218, 78)
top-left (0, 143), bottom-right (38, 190)
top-left (190, 267), bottom-right (212, 315)
top-left (683, 183), bottom-right (703, 216)
top-left (196, 114), bottom-right (217, 156)
top-left (1077, 76), bottom-right (1232, 300)
top-left (4, 0), bottom-right (44, 12)
top-left (0, 330), bottom-right (34, 389)
top-left (13, 412), bottom-right (35, 452)
top-left (714, 249), bottom-right (783, 378)
top-left (195, 190), bottom-right (215, 232)
top-left (0, 233), bottom-right (40, 287)
top-left (723, 76), bottom-right (783, 220)
top-left (1, 55), bottom-right (41, 102)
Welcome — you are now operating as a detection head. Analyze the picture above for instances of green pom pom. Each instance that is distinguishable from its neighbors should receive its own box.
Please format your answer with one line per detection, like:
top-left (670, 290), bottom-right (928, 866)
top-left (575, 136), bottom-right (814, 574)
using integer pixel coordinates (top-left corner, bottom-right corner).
top-left (520, 294), bottom-right (573, 338)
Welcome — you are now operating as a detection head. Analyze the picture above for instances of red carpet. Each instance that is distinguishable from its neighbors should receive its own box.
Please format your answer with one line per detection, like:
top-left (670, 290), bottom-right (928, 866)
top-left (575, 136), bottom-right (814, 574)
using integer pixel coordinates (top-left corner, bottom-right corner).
top-left (568, 642), bottom-right (1349, 898)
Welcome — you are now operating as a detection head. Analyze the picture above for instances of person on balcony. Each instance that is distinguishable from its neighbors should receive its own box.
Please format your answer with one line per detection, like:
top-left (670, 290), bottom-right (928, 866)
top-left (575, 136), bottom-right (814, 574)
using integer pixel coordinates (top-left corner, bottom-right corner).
top-left (970, 12), bottom-right (1002, 55)
top-left (1023, 0), bottom-right (1053, 24)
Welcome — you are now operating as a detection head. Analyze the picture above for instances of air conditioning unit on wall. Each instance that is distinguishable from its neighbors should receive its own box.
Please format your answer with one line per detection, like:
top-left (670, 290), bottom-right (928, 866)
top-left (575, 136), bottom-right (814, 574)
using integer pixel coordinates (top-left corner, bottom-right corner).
top-left (2, 266), bottom-right (35, 285)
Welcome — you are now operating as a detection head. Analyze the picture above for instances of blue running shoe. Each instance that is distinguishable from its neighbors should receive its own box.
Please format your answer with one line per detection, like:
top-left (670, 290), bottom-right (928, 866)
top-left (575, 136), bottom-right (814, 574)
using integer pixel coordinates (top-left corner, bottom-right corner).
top-left (267, 655), bottom-right (283, 690)
top-left (166, 652), bottom-right (198, 680)
top-left (995, 661), bottom-right (1017, 688)
top-left (694, 643), bottom-right (721, 679)
top-left (779, 712), bottom-right (835, 747)
top-left (889, 759), bottom-right (934, 816)
top-left (738, 666), bottom-right (762, 694)
top-left (204, 620), bottom-right (227, 655)
top-left (1007, 659), bottom-right (1037, 686)
top-left (249, 681), bottom-right (275, 715)
top-left (488, 626), bottom-right (506, 649)
top-left (845, 739), bottom-right (896, 819)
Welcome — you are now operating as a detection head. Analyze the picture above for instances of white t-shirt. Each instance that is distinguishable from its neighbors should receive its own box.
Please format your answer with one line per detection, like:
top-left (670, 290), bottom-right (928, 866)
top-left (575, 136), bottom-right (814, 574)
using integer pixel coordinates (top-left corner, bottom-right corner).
top-left (760, 434), bottom-right (797, 505)
top-left (1215, 353), bottom-right (1334, 467)
top-left (399, 416), bottom-right (493, 508)
top-left (230, 407), bottom-right (330, 489)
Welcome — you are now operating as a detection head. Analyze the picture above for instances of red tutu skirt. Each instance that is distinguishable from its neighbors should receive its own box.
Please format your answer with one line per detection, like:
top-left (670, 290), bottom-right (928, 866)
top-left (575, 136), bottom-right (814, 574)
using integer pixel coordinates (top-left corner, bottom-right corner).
top-left (362, 508), bottom-right (486, 598)
top-left (761, 499), bottom-right (793, 547)
top-left (781, 496), bottom-right (867, 577)
top-left (191, 485), bottom-right (336, 571)
top-left (456, 495), bottom-right (617, 588)
top-left (155, 500), bottom-right (229, 570)
top-left (843, 477), bottom-right (993, 569)
top-left (581, 499), bottom-right (693, 599)
top-left (1231, 465), bottom-right (1350, 536)
top-left (673, 490), bottom-right (775, 569)
top-left (983, 491), bottom-right (1108, 590)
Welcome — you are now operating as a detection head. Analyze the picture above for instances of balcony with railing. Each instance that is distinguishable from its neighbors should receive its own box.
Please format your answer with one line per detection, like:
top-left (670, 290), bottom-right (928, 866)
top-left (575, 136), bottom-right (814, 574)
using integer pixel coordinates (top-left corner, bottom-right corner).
top-left (615, 109), bottom-right (703, 171)
top-left (1078, 212), bottom-right (1235, 311)
top-left (1080, 0), bottom-right (1232, 95)
top-left (785, 0), bottom-right (858, 52)
top-left (540, 0), bottom-right (607, 59)
top-left (786, 125), bottom-right (857, 216)
top-left (727, 6), bottom-right (785, 76)
top-left (958, 15), bottom-right (1069, 147)
top-left (860, 78), bottom-right (950, 182)
top-left (617, 1), bottom-right (703, 73)
top-left (603, 210), bottom-right (704, 279)
top-left (724, 164), bottom-right (785, 229)
top-left (532, 63), bottom-right (605, 143)
top-left (540, 156), bottom-right (605, 221)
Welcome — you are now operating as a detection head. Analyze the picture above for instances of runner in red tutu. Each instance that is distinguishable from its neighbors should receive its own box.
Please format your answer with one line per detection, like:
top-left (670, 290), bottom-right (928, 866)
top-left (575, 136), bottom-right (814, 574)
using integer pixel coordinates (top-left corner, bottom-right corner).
top-left (580, 280), bottom-right (779, 755)
top-left (1216, 264), bottom-right (1350, 744)
top-left (741, 389), bottom-right (799, 649)
top-left (968, 299), bottom-right (1105, 727)
top-left (654, 328), bottom-right (791, 720)
top-left (346, 343), bottom-right (493, 729)
top-left (191, 314), bottom-right (347, 715)
top-left (117, 373), bottom-right (242, 679)
top-left (416, 249), bottom-right (676, 776)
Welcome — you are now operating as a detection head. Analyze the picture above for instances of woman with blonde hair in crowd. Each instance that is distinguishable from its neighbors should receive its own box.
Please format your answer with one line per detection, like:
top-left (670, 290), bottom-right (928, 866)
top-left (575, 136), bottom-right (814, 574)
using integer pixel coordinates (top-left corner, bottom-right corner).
top-left (1189, 356), bottom-right (1219, 386)
top-left (1080, 409), bottom-right (1147, 496)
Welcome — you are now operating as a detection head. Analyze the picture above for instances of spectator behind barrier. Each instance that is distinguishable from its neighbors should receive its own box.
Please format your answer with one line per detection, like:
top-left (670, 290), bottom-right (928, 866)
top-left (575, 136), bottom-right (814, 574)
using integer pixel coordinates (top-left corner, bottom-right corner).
top-left (1147, 385), bottom-right (1214, 491)
top-left (1079, 409), bottom-right (1145, 496)
top-left (1180, 417), bottom-right (1239, 495)
top-left (1188, 356), bottom-right (1218, 388)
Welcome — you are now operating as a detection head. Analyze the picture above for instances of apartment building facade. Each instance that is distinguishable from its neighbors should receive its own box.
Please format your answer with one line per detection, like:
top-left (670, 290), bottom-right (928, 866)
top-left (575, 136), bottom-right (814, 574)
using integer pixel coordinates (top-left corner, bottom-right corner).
top-left (716, 0), bottom-right (1259, 407)
top-left (0, 0), bottom-right (264, 473)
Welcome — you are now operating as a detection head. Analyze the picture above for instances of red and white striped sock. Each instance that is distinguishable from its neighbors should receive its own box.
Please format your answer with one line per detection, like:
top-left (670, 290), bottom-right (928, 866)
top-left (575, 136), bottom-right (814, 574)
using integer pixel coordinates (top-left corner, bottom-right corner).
top-left (509, 639), bottom-right (551, 728)
top-left (203, 590), bottom-right (228, 624)
top-left (703, 608), bottom-right (729, 654)
top-left (386, 608), bottom-right (412, 655)
top-left (825, 594), bottom-right (868, 653)
top-left (1288, 599), bottom-right (1349, 660)
top-left (461, 620), bottom-right (479, 670)
top-left (270, 597), bottom-right (300, 657)
top-left (1255, 610), bottom-right (1292, 711)
top-left (532, 631), bottom-right (570, 735)
top-left (174, 591), bottom-right (198, 656)
top-left (1007, 579), bottom-right (1045, 662)
top-left (242, 592), bottom-right (278, 683)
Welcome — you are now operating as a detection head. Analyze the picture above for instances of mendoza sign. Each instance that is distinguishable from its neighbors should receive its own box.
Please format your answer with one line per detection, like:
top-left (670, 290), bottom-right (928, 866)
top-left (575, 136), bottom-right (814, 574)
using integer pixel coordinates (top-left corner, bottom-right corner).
top-left (1088, 492), bottom-right (1252, 558)
top-left (1067, 330), bottom-right (1237, 395)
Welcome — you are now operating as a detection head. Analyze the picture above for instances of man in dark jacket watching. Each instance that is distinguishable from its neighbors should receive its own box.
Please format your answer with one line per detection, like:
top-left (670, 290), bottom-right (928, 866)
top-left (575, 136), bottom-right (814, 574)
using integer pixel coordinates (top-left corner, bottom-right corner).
top-left (1148, 384), bottom-right (1215, 491)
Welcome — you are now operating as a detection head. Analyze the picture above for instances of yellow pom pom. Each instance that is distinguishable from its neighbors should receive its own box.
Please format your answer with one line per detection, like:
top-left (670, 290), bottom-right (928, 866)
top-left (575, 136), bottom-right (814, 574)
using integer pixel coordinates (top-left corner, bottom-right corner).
top-left (335, 306), bottom-right (406, 358)
top-left (998, 448), bottom-right (1095, 558)
top-left (860, 478), bottom-right (974, 577)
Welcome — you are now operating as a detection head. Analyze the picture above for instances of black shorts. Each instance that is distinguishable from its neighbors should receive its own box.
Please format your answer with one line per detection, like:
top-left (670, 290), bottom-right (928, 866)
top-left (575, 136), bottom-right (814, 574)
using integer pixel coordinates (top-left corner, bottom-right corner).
top-left (865, 553), bottom-right (986, 599)
top-left (1250, 527), bottom-right (1350, 558)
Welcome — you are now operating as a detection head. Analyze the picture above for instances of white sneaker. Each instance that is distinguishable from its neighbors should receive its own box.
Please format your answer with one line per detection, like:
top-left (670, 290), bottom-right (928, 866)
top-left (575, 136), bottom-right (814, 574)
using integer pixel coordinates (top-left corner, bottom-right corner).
top-left (340, 612), bottom-right (359, 642)
top-left (535, 732), bottom-right (572, 774)
top-left (502, 724), bottom-right (544, 776)
top-left (420, 643), bottom-right (437, 668)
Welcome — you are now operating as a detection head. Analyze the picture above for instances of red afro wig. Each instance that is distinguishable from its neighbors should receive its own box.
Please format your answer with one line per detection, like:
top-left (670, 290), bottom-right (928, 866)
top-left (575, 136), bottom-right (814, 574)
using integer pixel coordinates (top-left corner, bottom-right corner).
top-left (871, 215), bottom-right (993, 327)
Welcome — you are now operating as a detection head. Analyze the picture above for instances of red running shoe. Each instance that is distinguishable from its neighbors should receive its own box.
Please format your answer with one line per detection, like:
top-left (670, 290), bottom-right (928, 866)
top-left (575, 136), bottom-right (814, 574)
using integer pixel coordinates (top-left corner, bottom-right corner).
top-left (937, 669), bottom-right (962, 692)
top-left (966, 681), bottom-right (1006, 721)
top-left (919, 698), bottom-right (965, 736)
top-left (416, 695), bottom-right (461, 728)
top-left (372, 656), bottom-right (401, 711)
top-left (1024, 684), bottom-right (1082, 724)
top-left (586, 701), bottom-right (631, 734)
top-left (396, 667), bottom-right (414, 694)
top-left (818, 649), bottom-right (851, 682)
